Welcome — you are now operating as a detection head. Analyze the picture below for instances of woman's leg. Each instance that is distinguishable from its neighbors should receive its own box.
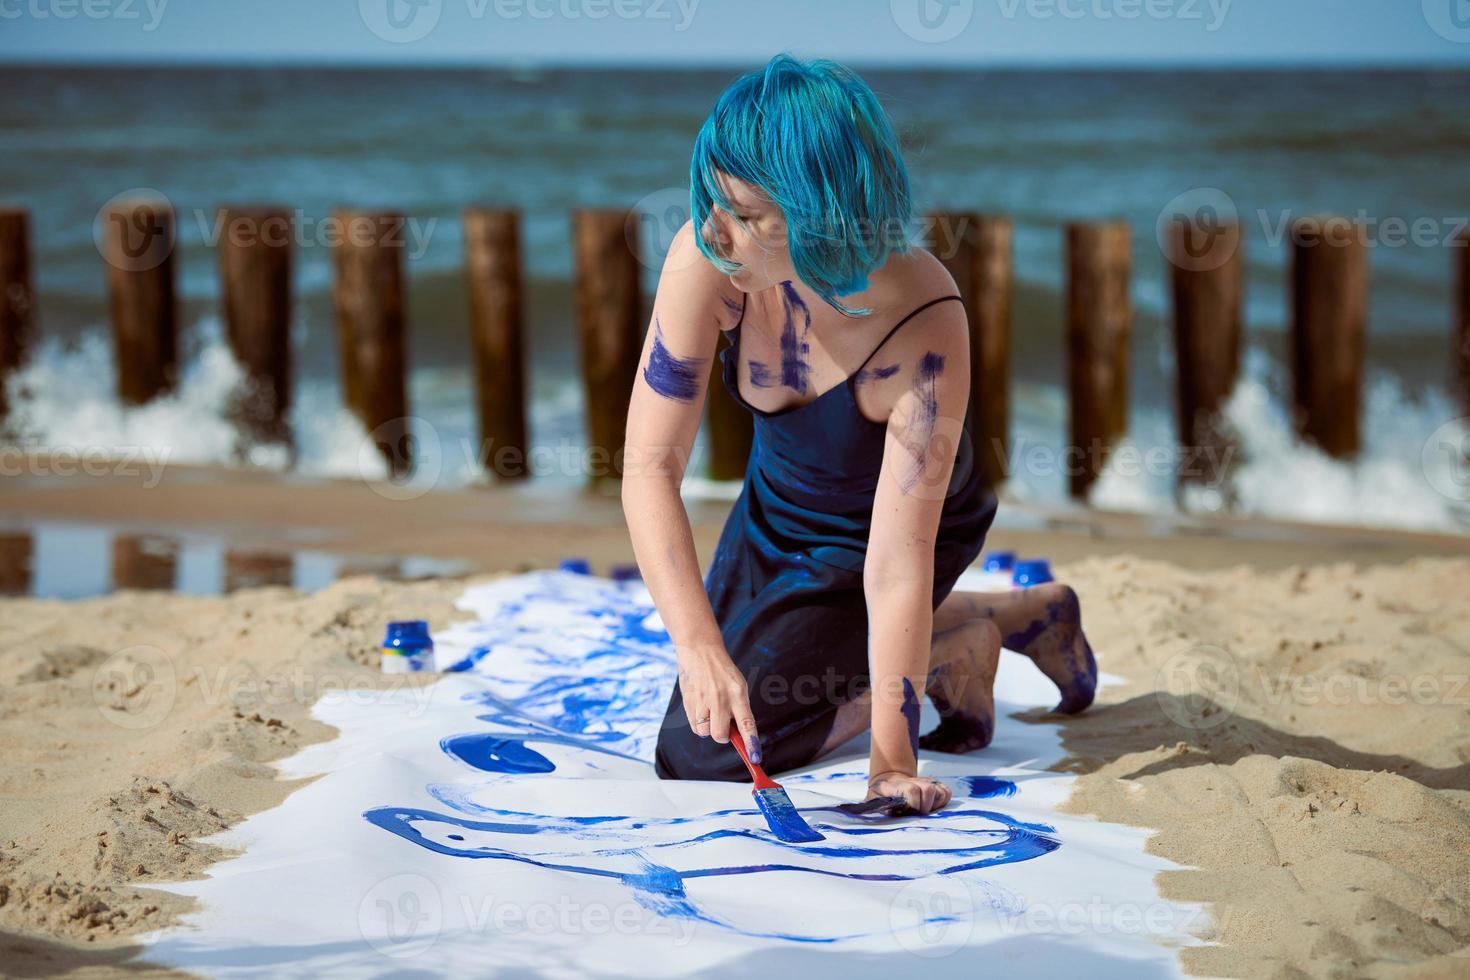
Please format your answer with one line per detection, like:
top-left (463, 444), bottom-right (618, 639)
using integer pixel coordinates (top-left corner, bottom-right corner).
top-left (935, 583), bottom-right (1098, 715)
top-left (814, 615), bottom-right (1004, 758)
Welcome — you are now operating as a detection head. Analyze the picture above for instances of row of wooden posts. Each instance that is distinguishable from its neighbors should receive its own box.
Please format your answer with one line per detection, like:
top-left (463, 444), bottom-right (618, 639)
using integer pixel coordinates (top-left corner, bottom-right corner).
top-left (0, 203), bottom-right (1466, 497)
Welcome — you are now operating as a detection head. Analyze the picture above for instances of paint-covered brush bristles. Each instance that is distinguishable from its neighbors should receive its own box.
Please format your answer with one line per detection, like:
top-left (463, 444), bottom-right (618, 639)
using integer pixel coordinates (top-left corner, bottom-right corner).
top-left (727, 723), bottom-right (825, 844)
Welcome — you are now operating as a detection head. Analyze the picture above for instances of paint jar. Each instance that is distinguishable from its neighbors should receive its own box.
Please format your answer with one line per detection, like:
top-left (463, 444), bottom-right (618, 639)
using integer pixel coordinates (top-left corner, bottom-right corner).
top-left (558, 557), bottom-right (592, 575)
top-left (382, 620), bottom-right (434, 674)
top-left (610, 563), bottom-right (642, 586)
top-left (1013, 559), bottom-right (1054, 588)
top-left (973, 550), bottom-right (1017, 590)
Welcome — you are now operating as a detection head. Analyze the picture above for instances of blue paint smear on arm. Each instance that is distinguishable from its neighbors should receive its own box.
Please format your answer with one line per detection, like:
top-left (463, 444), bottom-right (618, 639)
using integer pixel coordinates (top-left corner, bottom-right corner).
top-left (901, 677), bottom-right (921, 759)
top-left (643, 318), bottom-right (706, 402)
top-left (778, 281), bottom-right (811, 393)
top-left (898, 351), bottom-right (947, 494)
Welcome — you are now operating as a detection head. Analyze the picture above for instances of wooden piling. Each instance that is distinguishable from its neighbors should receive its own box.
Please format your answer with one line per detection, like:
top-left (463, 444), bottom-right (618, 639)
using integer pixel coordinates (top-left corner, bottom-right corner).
top-left (1169, 217), bottom-right (1243, 488)
top-left (572, 209), bottom-right (642, 488)
top-left (1290, 216), bottom-right (1367, 459)
top-left (1457, 228), bottom-right (1469, 418)
top-left (103, 198), bottom-right (177, 405)
top-left (332, 209), bottom-right (410, 476)
top-left (0, 533), bottom-right (30, 596)
top-left (0, 209), bottom-right (34, 408)
top-left (705, 330), bottom-right (752, 480)
top-left (111, 534), bottom-right (178, 591)
top-left (1066, 221), bottom-right (1132, 499)
top-left (218, 207), bottom-right (293, 450)
top-left (225, 550), bottom-right (294, 592)
top-left (463, 208), bottom-right (528, 480)
top-left (927, 212), bottom-right (1012, 488)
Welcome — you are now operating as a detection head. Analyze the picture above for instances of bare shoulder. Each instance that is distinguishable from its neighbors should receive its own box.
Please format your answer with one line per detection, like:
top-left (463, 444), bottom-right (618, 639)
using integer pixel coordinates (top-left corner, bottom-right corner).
top-left (878, 249), bottom-right (969, 364)
top-left (659, 220), bottom-right (745, 333)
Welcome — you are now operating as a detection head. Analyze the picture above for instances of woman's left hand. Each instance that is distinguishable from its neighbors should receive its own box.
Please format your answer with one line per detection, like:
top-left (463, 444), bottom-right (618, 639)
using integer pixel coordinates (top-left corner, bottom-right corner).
top-left (868, 770), bottom-right (952, 814)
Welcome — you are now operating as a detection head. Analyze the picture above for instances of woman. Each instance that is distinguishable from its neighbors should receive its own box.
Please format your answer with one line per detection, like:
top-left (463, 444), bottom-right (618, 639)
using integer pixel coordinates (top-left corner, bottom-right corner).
top-left (622, 54), bottom-right (1097, 815)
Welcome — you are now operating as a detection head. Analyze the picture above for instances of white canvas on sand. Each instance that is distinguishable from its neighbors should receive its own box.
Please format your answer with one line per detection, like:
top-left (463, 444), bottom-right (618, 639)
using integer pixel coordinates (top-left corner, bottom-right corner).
top-left (138, 569), bottom-right (1218, 978)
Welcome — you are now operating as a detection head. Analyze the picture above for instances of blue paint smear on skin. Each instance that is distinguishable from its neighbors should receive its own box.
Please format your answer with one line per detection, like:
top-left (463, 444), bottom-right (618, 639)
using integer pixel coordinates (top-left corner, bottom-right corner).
top-left (747, 359), bottom-right (777, 388)
top-left (778, 281), bottom-right (812, 393)
top-left (643, 318), bottom-right (706, 402)
top-left (901, 677), bottom-right (921, 758)
top-left (855, 362), bottom-right (900, 384)
top-left (898, 351), bottom-right (946, 494)
top-left (720, 294), bottom-right (744, 326)
top-left (1001, 591), bottom-right (1098, 714)
top-left (364, 773), bottom-right (1057, 943)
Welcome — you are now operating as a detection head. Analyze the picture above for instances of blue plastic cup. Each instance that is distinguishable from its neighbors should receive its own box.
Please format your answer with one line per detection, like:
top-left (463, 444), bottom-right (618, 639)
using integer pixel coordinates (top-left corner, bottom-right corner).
top-left (610, 564), bottom-right (642, 584)
top-left (1012, 559), bottom-right (1054, 588)
top-left (982, 550), bottom-right (1017, 573)
top-left (382, 620), bottom-right (434, 674)
top-left (558, 557), bottom-right (592, 575)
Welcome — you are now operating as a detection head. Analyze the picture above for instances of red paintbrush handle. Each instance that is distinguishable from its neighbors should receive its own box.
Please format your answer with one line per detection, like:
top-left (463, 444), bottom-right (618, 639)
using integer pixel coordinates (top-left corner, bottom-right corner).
top-left (727, 721), bottom-right (778, 791)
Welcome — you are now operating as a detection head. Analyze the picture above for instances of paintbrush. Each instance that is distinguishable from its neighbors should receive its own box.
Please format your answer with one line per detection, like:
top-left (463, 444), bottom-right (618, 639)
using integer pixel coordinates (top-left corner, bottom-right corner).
top-left (727, 723), bottom-right (825, 844)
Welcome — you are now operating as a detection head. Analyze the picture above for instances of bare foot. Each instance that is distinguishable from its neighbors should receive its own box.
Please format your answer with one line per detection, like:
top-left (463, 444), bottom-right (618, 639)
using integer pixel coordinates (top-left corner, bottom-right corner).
top-left (921, 620), bottom-right (1000, 753)
top-left (1003, 584), bottom-right (1097, 714)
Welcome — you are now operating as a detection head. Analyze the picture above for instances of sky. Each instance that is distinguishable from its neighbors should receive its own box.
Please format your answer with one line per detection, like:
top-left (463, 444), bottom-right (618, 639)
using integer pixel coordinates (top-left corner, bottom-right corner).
top-left (1, 0), bottom-right (1469, 67)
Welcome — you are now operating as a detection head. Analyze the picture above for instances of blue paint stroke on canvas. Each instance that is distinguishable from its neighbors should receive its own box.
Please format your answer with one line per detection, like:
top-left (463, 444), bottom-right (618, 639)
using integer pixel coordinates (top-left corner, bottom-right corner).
top-left (369, 571), bottom-right (1062, 944)
top-left (365, 772), bottom-right (1057, 943)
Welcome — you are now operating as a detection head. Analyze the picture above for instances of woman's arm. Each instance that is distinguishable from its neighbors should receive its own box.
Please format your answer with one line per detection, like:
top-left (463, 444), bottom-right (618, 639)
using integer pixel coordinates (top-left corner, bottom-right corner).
top-left (621, 220), bottom-right (761, 761)
top-left (863, 300), bottom-right (971, 811)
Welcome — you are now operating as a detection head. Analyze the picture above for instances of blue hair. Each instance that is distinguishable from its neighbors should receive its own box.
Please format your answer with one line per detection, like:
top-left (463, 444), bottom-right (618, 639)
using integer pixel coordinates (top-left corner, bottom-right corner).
top-left (689, 53), bottom-right (914, 317)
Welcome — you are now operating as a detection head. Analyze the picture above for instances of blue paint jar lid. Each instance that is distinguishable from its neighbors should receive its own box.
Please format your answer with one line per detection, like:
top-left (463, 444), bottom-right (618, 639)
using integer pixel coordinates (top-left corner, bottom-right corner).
top-left (558, 558), bottom-right (592, 575)
top-left (1012, 560), bottom-right (1054, 587)
top-left (383, 620), bottom-right (432, 649)
top-left (982, 550), bottom-right (1017, 573)
top-left (610, 563), bottom-right (642, 583)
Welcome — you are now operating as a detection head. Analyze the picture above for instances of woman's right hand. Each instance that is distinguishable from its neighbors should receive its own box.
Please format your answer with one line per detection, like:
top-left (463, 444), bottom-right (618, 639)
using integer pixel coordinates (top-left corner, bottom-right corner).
top-left (676, 642), bottom-right (762, 764)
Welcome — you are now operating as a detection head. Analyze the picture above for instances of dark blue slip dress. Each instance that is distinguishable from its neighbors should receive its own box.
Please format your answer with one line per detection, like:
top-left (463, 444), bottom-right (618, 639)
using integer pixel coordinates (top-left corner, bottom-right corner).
top-left (652, 293), bottom-right (999, 781)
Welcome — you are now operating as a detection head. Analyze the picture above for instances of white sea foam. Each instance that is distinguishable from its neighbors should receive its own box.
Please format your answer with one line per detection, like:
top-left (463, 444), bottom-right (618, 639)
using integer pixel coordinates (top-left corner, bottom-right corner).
top-left (7, 328), bottom-right (1467, 534)
top-left (1089, 350), bottom-right (1470, 533)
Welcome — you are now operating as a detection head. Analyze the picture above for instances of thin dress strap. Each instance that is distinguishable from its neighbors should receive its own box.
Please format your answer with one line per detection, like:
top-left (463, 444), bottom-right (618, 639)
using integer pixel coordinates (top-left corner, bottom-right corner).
top-left (853, 294), bottom-right (963, 374)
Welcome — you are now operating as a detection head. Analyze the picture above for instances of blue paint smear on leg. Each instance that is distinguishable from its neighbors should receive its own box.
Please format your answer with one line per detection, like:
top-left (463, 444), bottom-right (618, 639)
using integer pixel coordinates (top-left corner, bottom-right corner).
top-left (777, 281), bottom-right (811, 393)
top-left (643, 318), bottom-right (706, 402)
top-left (1002, 590), bottom-right (1098, 714)
top-left (747, 359), bottom-right (777, 388)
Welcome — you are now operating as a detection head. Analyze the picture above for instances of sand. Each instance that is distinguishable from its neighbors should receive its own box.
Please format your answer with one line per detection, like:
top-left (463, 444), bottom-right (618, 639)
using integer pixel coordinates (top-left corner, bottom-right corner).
top-left (1, 463), bottom-right (1468, 976)
top-left (1054, 556), bottom-right (1470, 978)
top-left (0, 570), bottom-right (495, 977)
